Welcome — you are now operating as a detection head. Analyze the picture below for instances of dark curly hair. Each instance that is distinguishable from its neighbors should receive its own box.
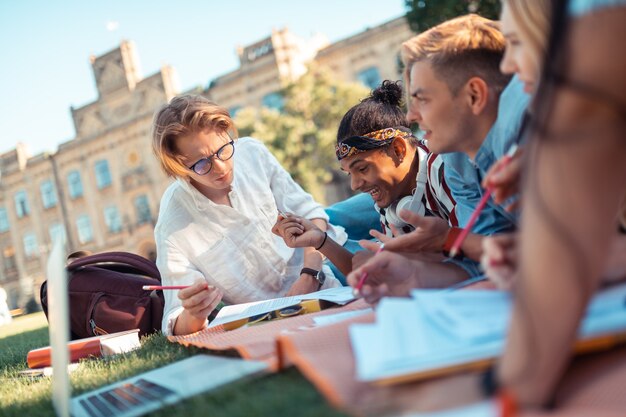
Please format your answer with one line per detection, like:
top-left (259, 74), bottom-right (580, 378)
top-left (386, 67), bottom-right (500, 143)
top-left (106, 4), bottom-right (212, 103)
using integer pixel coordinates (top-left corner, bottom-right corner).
top-left (336, 80), bottom-right (411, 142)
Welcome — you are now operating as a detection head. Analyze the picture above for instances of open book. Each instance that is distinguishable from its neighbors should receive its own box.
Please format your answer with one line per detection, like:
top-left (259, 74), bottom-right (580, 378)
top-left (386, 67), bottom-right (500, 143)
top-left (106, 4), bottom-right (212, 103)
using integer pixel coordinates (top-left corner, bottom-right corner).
top-left (350, 283), bottom-right (626, 385)
top-left (27, 329), bottom-right (141, 369)
top-left (209, 286), bottom-right (356, 329)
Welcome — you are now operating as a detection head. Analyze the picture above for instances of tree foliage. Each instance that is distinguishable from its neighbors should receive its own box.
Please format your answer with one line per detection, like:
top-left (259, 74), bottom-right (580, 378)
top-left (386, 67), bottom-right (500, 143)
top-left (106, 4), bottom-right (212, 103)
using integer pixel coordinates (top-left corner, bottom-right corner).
top-left (235, 66), bottom-right (369, 203)
top-left (405, 0), bottom-right (501, 32)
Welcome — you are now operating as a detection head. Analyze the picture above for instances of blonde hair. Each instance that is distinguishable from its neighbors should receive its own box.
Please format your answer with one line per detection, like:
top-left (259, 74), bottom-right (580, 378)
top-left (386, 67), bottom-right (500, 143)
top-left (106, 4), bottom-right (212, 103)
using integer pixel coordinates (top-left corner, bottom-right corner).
top-left (401, 14), bottom-right (511, 96)
top-left (152, 95), bottom-right (237, 179)
top-left (502, 0), bottom-right (551, 73)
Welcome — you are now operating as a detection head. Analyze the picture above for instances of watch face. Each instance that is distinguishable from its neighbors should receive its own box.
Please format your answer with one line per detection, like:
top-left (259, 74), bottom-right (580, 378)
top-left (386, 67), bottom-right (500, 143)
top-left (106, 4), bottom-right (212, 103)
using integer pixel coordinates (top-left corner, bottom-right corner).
top-left (317, 270), bottom-right (326, 285)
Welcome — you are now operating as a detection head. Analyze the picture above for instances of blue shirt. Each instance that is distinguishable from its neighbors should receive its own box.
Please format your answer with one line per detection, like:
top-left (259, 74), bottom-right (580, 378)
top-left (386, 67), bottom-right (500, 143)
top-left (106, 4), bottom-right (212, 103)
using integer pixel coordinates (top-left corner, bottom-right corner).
top-left (442, 77), bottom-right (530, 235)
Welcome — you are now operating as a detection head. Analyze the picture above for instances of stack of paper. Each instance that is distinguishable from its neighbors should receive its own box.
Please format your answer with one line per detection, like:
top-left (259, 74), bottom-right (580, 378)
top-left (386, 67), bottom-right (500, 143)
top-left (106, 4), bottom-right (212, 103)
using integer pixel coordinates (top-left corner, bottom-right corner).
top-left (350, 284), bottom-right (626, 383)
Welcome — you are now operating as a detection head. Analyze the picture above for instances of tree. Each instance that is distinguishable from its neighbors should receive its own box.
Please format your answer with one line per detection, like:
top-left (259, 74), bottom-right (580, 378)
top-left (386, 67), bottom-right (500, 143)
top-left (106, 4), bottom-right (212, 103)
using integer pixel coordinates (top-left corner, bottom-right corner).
top-left (235, 65), bottom-right (369, 204)
top-left (405, 0), bottom-right (501, 33)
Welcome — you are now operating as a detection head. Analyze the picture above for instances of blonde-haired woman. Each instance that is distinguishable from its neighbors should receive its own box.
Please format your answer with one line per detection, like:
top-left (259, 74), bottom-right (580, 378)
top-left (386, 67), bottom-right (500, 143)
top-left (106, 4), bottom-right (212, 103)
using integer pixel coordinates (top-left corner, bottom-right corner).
top-left (152, 94), bottom-right (344, 336)
top-left (496, 0), bottom-right (626, 409)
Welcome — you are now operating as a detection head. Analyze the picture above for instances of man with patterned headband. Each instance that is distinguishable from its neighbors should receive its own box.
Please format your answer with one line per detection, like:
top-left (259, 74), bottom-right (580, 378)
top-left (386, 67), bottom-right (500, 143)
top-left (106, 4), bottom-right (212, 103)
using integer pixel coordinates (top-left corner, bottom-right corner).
top-left (273, 80), bottom-right (480, 284)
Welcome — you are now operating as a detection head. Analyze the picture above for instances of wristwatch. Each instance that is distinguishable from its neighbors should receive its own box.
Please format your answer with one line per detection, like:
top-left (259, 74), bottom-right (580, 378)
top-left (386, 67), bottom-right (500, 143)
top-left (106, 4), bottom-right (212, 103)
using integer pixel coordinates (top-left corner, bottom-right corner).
top-left (300, 267), bottom-right (326, 290)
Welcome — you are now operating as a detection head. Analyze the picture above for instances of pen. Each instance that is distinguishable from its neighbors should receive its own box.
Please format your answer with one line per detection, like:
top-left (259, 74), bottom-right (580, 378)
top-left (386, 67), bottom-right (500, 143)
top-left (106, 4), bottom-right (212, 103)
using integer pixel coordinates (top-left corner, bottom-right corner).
top-left (353, 243), bottom-right (385, 296)
top-left (142, 285), bottom-right (190, 291)
top-left (449, 144), bottom-right (519, 258)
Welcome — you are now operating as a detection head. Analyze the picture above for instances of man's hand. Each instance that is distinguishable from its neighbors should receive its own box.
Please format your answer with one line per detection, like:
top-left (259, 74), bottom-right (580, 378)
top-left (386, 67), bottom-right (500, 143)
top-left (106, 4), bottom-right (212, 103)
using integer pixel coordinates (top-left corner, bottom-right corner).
top-left (370, 210), bottom-right (449, 253)
top-left (272, 214), bottom-right (325, 249)
top-left (347, 251), bottom-right (421, 305)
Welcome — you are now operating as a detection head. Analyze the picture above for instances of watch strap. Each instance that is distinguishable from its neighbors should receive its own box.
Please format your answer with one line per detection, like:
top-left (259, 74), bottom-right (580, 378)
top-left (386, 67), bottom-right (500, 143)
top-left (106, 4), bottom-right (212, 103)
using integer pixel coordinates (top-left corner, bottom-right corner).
top-left (300, 267), bottom-right (324, 289)
top-left (443, 227), bottom-right (465, 258)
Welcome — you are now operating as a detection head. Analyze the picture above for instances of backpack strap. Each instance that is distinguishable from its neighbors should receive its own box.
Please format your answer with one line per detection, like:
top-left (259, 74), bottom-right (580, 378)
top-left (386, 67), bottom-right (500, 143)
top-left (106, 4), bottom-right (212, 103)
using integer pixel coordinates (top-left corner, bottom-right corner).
top-left (67, 252), bottom-right (160, 281)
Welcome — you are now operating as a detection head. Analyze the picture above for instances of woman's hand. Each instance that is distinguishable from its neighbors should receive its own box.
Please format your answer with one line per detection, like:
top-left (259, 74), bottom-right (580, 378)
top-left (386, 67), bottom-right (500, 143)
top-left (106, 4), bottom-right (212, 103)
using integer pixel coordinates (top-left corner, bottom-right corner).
top-left (174, 279), bottom-right (223, 335)
top-left (272, 214), bottom-right (325, 249)
top-left (481, 233), bottom-right (518, 290)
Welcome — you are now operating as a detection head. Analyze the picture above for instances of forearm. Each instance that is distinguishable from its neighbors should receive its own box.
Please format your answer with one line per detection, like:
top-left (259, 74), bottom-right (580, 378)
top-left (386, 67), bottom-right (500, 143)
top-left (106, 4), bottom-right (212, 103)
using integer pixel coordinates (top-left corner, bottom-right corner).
top-left (459, 233), bottom-right (484, 262)
top-left (317, 237), bottom-right (354, 276)
top-left (173, 309), bottom-right (207, 336)
top-left (414, 261), bottom-right (470, 289)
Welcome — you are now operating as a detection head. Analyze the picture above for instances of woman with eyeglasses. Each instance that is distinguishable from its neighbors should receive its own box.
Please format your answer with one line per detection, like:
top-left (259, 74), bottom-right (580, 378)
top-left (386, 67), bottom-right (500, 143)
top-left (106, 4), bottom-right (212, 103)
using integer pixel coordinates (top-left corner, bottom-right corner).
top-left (151, 94), bottom-right (345, 336)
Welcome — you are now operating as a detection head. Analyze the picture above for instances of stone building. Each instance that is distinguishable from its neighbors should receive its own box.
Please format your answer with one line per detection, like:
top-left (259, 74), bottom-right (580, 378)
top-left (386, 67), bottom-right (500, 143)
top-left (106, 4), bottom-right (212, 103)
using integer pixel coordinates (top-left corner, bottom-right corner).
top-left (0, 16), bottom-right (413, 310)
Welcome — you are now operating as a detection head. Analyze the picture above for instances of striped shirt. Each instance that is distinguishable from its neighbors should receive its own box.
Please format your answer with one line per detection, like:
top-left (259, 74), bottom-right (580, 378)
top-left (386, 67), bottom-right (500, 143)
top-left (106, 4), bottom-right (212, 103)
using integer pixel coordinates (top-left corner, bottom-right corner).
top-left (375, 141), bottom-right (458, 237)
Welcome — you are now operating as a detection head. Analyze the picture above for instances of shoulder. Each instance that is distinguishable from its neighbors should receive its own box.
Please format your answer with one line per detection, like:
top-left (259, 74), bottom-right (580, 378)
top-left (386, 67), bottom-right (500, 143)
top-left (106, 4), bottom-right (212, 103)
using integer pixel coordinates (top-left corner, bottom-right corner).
top-left (155, 181), bottom-right (191, 235)
top-left (235, 137), bottom-right (271, 155)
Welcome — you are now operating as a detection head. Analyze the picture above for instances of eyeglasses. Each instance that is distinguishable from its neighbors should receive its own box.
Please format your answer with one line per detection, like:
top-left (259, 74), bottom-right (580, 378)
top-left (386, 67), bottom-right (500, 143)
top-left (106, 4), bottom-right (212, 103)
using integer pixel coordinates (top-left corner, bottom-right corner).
top-left (188, 139), bottom-right (235, 175)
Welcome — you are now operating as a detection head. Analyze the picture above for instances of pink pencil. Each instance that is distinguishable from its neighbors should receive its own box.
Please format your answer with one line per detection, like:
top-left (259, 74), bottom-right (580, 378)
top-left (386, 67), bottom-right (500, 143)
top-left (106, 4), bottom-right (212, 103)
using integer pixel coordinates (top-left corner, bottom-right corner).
top-left (353, 243), bottom-right (385, 296)
top-left (142, 285), bottom-right (190, 291)
top-left (449, 145), bottom-right (518, 258)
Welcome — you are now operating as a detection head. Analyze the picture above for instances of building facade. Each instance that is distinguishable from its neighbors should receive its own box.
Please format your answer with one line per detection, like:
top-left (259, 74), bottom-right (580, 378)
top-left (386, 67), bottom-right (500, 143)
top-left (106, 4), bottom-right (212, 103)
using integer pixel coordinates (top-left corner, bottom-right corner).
top-left (0, 16), bottom-right (413, 310)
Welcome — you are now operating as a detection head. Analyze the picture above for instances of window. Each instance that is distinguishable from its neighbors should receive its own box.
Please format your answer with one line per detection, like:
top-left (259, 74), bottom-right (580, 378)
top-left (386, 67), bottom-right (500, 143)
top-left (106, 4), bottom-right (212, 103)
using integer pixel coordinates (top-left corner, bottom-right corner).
top-left (49, 222), bottom-right (66, 244)
top-left (357, 66), bottom-right (382, 89)
top-left (3, 246), bottom-right (16, 272)
top-left (14, 190), bottom-right (30, 218)
top-left (134, 195), bottom-right (152, 225)
top-left (76, 215), bottom-right (93, 244)
top-left (104, 206), bottom-right (122, 233)
top-left (40, 180), bottom-right (58, 209)
top-left (95, 160), bottom-right (112, 189)
top-left (261, 92), bottom-right (284, 111)
top-left (23, 233), bottom-right (39, 258)
top-left (67, 170), bottom-right (84, 199)
top-left (0, 207), bottom-right (9, 233)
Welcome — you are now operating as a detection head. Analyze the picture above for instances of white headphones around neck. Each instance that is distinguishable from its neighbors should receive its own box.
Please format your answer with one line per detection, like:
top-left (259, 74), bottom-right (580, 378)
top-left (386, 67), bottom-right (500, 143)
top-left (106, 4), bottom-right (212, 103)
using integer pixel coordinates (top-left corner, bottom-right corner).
top-left (384, 148), bottom-right (429, 230)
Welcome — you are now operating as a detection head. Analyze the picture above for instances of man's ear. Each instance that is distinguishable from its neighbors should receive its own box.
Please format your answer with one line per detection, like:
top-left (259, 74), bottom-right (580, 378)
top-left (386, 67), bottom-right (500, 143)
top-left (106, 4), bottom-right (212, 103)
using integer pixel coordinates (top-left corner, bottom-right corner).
top-left (465, 77), bottom-right (490, 116)
top-left (389, 137), bottom-right (408, 163)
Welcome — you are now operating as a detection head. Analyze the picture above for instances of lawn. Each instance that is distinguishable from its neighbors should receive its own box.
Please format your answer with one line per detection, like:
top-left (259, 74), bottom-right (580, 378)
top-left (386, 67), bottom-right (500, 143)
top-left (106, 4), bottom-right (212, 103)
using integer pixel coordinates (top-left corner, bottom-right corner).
top-left (0, 313), bottom-right (349, 417)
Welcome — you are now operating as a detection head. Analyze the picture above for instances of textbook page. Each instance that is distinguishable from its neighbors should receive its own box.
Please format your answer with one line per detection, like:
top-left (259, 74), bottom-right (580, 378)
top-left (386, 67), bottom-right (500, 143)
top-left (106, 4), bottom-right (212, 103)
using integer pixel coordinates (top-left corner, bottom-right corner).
top-left (351, 283), bottom-right (626, 383)
top-left (209, 287), bottom-right (356, 328)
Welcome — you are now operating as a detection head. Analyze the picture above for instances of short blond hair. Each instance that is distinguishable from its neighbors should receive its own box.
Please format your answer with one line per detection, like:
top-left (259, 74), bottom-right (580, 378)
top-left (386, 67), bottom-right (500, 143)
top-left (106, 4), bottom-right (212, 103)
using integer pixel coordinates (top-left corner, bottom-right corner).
top-left (152, 95), bottom-right (237, 179)
top-left (402, 14), bottom-right (510, 95)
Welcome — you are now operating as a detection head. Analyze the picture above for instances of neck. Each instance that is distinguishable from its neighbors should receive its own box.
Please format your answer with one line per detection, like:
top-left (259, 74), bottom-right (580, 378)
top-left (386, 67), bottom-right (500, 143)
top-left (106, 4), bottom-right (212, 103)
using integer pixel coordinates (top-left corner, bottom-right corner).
top-left (190, 179), bottom-right (232, 206)
top-left (464, 111), bottom-right (497, 161)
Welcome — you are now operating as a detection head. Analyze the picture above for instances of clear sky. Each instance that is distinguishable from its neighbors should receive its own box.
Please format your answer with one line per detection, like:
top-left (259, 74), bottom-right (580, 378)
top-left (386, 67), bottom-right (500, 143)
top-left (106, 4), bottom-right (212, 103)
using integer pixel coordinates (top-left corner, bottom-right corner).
top-left (0, 0), bottom-right (407, 156)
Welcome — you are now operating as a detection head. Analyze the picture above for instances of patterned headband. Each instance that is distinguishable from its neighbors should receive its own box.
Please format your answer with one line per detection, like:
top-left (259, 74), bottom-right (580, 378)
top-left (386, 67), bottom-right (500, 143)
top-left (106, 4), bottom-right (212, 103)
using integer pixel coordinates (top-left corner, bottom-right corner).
top-left (335, 127), bottom-right (413, 161)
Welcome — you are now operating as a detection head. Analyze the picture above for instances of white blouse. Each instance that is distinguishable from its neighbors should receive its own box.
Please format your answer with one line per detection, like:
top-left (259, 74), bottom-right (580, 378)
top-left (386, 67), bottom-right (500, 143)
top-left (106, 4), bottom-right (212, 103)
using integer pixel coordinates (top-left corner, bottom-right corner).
top-left (155, 137), bottom-right (346, 335)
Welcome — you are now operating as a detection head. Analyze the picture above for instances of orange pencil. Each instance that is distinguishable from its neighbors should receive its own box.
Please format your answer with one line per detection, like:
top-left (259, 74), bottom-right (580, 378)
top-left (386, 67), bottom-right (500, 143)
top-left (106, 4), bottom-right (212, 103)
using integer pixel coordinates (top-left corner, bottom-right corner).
top-left (142, 285), bottom-right (189, 290)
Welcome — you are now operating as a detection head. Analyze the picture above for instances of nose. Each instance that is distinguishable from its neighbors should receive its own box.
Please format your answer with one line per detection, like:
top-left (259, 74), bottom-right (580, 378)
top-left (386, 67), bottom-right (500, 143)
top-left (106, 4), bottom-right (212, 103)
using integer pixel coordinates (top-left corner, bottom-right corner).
top-left (211, 157), bottom-right (229, 175)
top-left (406, 105), bottom-right (422, 125)
top-left (350, 174), bottom-right (364, 191)
top-left (500, 48), bottom-right (516, 75)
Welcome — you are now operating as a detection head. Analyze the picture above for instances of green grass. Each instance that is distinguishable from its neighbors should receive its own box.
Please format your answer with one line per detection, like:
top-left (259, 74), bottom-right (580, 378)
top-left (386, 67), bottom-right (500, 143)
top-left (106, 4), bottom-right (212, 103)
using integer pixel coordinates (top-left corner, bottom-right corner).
top-left (0, 313), bottom-right (348, 417)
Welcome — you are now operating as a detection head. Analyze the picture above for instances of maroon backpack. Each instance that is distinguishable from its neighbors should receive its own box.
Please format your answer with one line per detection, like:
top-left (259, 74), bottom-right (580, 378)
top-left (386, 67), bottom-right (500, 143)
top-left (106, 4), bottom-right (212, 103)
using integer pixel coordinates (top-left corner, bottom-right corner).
top-left (40, 252), bottom-right (164, 340)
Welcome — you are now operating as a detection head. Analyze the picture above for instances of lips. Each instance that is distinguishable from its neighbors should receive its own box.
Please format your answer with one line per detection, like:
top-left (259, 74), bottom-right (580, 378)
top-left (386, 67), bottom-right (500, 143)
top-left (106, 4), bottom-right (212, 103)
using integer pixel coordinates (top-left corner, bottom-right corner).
top-left (215, 171), bottom-right (231, 181)
top-left (363, 187), bottom-right (382, 202)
